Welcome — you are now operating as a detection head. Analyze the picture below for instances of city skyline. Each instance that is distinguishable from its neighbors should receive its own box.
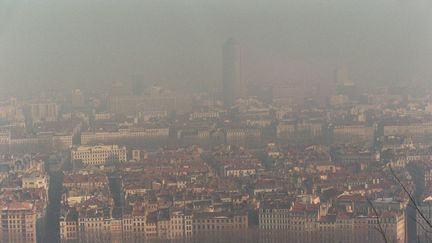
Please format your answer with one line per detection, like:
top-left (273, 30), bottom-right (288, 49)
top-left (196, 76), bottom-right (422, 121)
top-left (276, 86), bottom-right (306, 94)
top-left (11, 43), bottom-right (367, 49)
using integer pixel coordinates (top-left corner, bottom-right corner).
top-left (0, 1), bottom-right (431, 243)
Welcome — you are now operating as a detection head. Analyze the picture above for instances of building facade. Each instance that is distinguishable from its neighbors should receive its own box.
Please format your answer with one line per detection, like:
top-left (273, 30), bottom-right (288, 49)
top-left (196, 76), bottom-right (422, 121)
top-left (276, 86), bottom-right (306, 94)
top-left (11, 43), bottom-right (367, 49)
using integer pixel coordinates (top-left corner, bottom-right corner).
top-left (71, 145), bottom-right (127, 165)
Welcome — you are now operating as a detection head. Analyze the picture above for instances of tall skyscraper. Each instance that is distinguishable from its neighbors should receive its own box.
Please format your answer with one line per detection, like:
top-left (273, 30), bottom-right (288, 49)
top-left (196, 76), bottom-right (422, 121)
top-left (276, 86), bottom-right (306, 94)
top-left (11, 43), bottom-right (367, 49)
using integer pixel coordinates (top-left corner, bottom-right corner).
top-left (222, 38), bottom-right (245, 106)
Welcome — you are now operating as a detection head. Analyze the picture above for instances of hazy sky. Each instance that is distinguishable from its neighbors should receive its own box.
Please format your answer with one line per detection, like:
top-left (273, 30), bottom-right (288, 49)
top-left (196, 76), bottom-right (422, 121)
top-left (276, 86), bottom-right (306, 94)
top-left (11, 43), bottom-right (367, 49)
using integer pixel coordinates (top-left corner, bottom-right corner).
top-left (0, 0), bottom-right (432, 93)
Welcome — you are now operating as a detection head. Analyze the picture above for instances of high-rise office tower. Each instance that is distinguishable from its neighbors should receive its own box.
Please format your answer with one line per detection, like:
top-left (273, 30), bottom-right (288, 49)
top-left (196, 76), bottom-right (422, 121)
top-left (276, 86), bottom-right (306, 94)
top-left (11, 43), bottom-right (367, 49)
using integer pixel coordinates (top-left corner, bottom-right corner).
top-left (222, 38), bottom-right (245, 106)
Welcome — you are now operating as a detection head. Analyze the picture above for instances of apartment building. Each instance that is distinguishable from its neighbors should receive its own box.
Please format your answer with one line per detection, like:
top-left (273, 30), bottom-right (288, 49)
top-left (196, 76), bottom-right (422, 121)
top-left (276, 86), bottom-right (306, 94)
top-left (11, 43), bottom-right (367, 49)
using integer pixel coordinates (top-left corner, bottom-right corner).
top-left (192, 211), bottom-right (248, 235)
top-left (259, 203), bottom-right (405, 243)
top-left (0, 202), bottom-right (37, 243)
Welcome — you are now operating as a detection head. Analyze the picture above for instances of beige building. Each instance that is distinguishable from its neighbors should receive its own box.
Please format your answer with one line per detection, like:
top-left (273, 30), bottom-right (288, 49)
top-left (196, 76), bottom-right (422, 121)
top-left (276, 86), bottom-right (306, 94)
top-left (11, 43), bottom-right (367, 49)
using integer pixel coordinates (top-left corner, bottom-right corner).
top-left (60, 207), bottom-right (193, 242)
top-left (22, 173), bottom-right (49, 190)
top-left (189, 111), bottom-right (220, 120)
top-left (276, 120), bottom-right (323, 144)
top-left (193, 211), bottom-right (248, 235)
top-left (259, 203), bottom-right (405, 243)
top-left (52, 133), bottom-right (73, 149)
top-left (156, 209), bottom-right (192, 240)
top-left (224, 165), bottom-right (256, 177)
top-left (59, 211), bottom-right (78, 241)
top-left (71, 145), bottom-right (127, 165)
top-left (132, 149), bottom-right (141, 161)
top-left (0, 130), bottom-right (10, 145)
